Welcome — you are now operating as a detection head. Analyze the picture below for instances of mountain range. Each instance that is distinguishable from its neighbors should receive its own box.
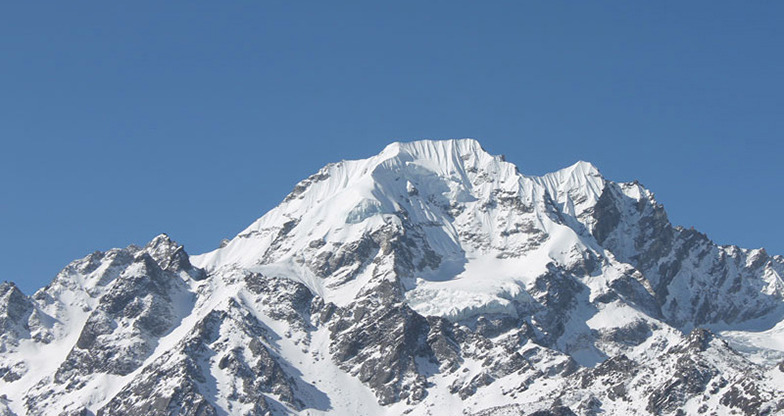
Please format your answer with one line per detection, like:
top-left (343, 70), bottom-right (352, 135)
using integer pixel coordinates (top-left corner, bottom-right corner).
top-left (1, 139), bottom-right (783, 415)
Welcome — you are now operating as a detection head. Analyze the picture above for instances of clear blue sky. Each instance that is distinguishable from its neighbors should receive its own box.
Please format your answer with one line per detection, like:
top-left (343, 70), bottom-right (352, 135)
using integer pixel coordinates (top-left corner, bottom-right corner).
top-left (2, 2), bottom-right (783, 294)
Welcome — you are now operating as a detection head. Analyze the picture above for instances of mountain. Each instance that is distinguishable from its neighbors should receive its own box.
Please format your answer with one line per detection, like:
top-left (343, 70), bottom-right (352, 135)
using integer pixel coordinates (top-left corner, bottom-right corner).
top-left (1, 138), bottom-right (783, 416)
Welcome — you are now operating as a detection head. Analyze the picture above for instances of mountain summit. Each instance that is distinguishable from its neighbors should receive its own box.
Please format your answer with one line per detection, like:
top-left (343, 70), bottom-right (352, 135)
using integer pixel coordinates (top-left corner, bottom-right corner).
top-left (2, 139), bottom-right (783, 416)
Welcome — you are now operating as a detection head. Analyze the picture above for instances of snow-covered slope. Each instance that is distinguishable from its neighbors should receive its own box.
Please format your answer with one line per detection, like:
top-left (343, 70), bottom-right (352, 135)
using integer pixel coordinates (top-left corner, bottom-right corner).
top-left (1, 139), bottom-right (783, 416)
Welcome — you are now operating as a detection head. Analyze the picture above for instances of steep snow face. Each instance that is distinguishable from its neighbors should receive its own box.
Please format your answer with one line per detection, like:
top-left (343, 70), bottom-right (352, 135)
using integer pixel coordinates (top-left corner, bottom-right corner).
top-left (195, 139), bottom-right (515, 269)
top-left (534, 160), bottom-right (606, 233)
top-left (193, 139), bottom-right (605, 322)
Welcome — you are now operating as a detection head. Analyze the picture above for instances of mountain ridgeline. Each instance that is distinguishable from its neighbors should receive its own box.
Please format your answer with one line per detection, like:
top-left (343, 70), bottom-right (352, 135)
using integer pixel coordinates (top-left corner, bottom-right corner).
top-left (1, 139), bottom-right (783, 415)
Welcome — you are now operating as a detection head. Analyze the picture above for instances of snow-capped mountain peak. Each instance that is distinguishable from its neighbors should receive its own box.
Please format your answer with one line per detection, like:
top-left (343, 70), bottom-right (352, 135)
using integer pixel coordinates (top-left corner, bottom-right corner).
top-left (193, 139), bottom-right (565, 317)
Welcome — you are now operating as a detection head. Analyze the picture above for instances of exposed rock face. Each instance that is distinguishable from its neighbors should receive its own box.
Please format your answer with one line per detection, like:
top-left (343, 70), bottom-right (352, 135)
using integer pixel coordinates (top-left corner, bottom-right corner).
top-left (591, 182), bottom-right (784, 330)
top-left (17, 235), bottom-right (207, 416)
top-left (0, 282), bottom-right (34, 351)
top-left (330, 300), bottom-right (432, 405)
top-left (1, 139), bottom-right (783, 415)
top-left (97, 303), bottom-right (300, 416)
top-left (0, 282), bottom-right (35, 385)
top-left (54, 252), bottom-right (187, 380)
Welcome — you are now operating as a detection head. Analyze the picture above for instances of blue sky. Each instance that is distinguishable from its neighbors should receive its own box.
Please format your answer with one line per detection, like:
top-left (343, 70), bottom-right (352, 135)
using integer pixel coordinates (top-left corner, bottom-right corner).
top-left (2, 2), bottom-right (783, 294)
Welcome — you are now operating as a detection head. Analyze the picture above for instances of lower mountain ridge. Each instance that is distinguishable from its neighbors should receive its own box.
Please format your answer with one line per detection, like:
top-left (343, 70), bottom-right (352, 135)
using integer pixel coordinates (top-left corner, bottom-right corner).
top-left (2, 139), bottom-right (783, 416)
